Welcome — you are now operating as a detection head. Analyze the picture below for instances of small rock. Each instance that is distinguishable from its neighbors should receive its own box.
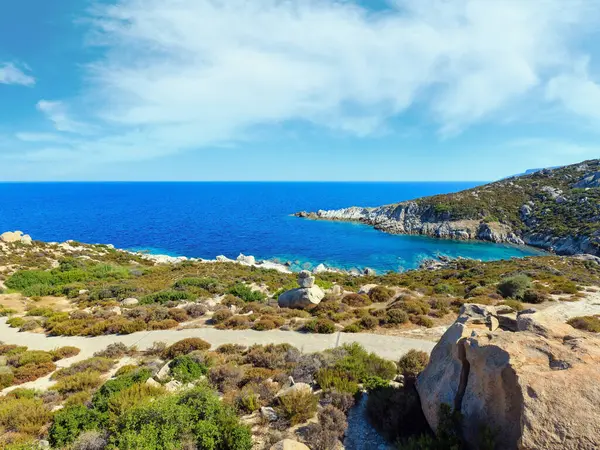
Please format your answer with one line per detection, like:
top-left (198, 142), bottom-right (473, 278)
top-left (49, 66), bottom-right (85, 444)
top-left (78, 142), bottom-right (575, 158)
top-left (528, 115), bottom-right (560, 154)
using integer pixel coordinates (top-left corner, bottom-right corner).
top-left (146, 377), bottom-right (161, 388)
top-left (157, 362), bottom-right (171, 381)
top-left (78, 289), bottom-right (89, 295)
top-left (270, 440), bottom-right (310, 450)
top-left (313, 263), bottom-right (327, 274)
top-left (20, 234), bottom-right (33, 245)
top-left (260, 406), bottom-right (278, 422)
top-left (276, 382), bottom-right (312, 398)
top-left (216, 255), bottom-right (233, 262)
top-left (358, 284), bottom-right (378, 295)
top-left (237, 254), bottom-right (256, 265)
top-left (109, 306), bottom-right (122, 316)
top-left (121, 297), bottom-right (139, 306)
top-left (364, 267), bottom-right (376, 276)
top-left (298, 270), bottom-right (315, 288)
top-left (331, 285), bottom-right (343, 296)
top-left (165, 380), bottom-right (182, 392)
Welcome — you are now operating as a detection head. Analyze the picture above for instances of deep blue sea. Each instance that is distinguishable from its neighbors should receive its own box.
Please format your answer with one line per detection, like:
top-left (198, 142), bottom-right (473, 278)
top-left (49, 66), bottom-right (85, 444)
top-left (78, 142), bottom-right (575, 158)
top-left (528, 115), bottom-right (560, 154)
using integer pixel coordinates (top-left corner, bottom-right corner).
top-left (0, 182), bottom-right (544, 273)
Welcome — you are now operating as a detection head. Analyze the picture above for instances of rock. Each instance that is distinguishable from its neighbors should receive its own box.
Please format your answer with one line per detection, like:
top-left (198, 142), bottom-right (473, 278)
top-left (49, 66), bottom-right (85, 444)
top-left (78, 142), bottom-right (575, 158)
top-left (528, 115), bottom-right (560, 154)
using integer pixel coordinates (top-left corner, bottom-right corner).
top-left (364, 267), bottom-right (376, 276)
top-left (237, 254), bottom-right (256, 265)
top-left (278, 285), bottom-right (324, 309)
top-left (109, 306), bottom-right (122, 316)
top-left (416, 304), bottom-right (600, 450)
top-left (358, 284), bottom-right (378, 295)
top-left (260, 406), bottom-right (278, 422)
top-left (165, 380), bottom-right (182, 392)
top-left (270, 440), bottom-right (310, 450)
top-left (78, 289), bottom-right (89, 295)
top-left (330, 285), bottom-right (343, 296)
top-left (20, 234), bottom-right (32, 245)
top-left (0, 231), bottom-right (32, 244)
top-left (216, 255), bottom-right (233, 262)
top-left (313, 263), bottom-right (327, 274)
top-left (298, 270), bottom-right (315, 288)
top-left (573, 171), bottom-right (600, 188)
top-left (121, 297), bottom-right (139, 306)
top-left (156, 362), bottom-right (171, 381)
top-left (276, 382), bottom-right (312, 398)
top-left (204, 298), bottom-right (218, 309)
top-left (520, 204), bottom-right (532, 220)
top-left (38, 440), bottom-right (50, 449)
top-left (146, 377), bottom-right (161, 388)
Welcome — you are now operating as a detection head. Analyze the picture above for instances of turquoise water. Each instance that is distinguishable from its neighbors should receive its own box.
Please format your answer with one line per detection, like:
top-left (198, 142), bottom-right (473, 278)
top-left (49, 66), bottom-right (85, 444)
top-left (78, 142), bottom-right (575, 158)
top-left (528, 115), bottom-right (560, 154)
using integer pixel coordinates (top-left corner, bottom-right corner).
top-left (0, 182), bottom-right (544, 273)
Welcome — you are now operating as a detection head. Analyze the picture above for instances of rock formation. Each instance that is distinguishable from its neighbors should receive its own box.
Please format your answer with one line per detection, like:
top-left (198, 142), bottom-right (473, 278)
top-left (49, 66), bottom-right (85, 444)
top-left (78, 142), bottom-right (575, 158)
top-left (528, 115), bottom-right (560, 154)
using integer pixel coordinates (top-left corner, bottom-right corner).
top-left (416, 304), bottom-right (600, 450)
top-left (0, 231), bottom-right (33, 245)
top-left (278, 270), bottom-right (324, 309)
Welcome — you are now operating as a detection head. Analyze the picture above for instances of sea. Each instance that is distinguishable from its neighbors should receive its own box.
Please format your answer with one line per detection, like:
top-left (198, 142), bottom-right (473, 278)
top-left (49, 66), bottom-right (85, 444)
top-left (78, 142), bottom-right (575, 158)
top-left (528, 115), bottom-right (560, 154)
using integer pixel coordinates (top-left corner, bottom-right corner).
top-left (0, 182), bottom-right (544, 273)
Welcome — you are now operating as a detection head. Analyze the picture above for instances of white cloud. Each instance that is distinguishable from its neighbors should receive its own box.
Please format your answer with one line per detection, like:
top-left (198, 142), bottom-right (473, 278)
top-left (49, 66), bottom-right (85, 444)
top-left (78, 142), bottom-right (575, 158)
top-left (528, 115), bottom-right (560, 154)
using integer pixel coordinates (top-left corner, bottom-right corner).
top-left (0, 62), bottom-right (35, 86)
top-left (11, 0), bottom-right (600, 167)
top-left (36, 100), bottom-right (92, 134)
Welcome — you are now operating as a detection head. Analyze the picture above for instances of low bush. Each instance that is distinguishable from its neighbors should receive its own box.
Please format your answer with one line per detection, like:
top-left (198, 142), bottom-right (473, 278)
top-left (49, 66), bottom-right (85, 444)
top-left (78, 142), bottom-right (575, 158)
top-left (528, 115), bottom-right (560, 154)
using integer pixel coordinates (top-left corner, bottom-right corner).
top-left (184, 303), bottom-right (208, 318)
top-left (304, 405), bottom-right (347, 450)
top-left (71, 430), bottom-right (108, 450)
top-left (209, 364), bottom-right (245, 393)
top-left (384, 309), bottom-right (409, 325)
top-left (51, 346), bottom-right (81, 360)
top-left (7, 350), bottom-right (54, 367)
top-left (568, 315), bottom-right (600, 333)
top-left (169, 355), bottom-right (209, 383)
top-left (0, 370), bottom-right (15, 389)
top-left (331, 343), bottom-right (397, 382)
top-left (219, 315), bottom-right (252, 330)
top-left (212, 309), bottom-right (233, 324)
top-left (304, 318), bottom-right (336, 334)
top-left (321, 390), bottom-right (355, 413)
top-left (216, 344), bottom-right (247, 355)
top-left (499, 299), bottom-right (524, 311)
top-left (343, 323), bottom-right (361, 333)
top-left (93, 342), bottom-right (130, 359)
top-left (412, 315), bottom-right (434, 328)
top-left (497, 274), bottom-right (532, 299)
top-left (53, 371), bottom-right (104, 395)
top-left (276, 389), bottom-right (318, 426)
top-left (316, 368), bottom-right (360, 394)
top-left (48, 405), bottom-right (103, 448)
top-left (398, 350), bottom-right (430, 382)
top-left (253, 319), bottom-right (276, 330)
top-left (227, 284), bottom-right (266, 303)
top-left (148, 319), bottom-right (179, 330)
top-left (342, 293), bottom-right (372, 307)
top-left (522, 289), bottom-right (549, 304)
top-left (91, 368), bottom-right (152, 413)
top-left (398, 299), bottom-right (431, 315)
top-left (13, 362), bottom-right (57, 384)
top-left (359, 316), bottom-right (379, 330)
top-left (369, 286), bottom-right (395, 303)
top-left (0, 396), bottom-right (52, 437)
top-left (140, 290), bottom-right (195, 305)
top-left (162, 338), bottom-right (211, 359)
top-left (107, 382), bottom-right (166, 418)
top-left (167, 308), bottom-right (189, 323)
top-left (364, 376), bottom-right (390, 391)
top-left (243, 343), bottom-right (299, 370)
top-left (234, 386), bottom-right (261, 414)
top-left (51, 357), bottom-right (114, 380)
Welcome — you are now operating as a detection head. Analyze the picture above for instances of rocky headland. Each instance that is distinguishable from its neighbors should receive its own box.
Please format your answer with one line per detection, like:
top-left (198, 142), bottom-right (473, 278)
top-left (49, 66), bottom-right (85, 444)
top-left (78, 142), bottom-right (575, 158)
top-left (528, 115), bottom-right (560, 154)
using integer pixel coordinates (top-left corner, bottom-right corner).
top-left (296, 159), bottom-right (600, 257)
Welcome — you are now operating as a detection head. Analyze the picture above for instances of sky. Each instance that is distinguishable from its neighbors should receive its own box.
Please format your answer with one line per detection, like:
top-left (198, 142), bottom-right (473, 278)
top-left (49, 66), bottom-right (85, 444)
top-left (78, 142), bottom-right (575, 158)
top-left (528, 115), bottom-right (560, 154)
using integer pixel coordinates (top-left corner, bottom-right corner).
top-left (1, 0), bottom-right (600, 181)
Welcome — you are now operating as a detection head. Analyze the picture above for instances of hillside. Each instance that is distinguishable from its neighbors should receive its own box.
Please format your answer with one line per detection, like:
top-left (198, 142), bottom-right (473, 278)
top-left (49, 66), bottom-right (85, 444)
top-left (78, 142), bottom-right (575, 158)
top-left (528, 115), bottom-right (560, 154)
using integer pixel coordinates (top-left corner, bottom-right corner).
top-left (296, 159), bottom-right (600, 256)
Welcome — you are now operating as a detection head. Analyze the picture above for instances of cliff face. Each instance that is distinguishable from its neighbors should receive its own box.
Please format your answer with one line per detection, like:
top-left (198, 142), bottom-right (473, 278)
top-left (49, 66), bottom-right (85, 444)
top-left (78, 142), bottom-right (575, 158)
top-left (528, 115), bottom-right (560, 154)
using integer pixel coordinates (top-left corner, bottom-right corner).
top-left (296, 159), bottom-right (600, 257)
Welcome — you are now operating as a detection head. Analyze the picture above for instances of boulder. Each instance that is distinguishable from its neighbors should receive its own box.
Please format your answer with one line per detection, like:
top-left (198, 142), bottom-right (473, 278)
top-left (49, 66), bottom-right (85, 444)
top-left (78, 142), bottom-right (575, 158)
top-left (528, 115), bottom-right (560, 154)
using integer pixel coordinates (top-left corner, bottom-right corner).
top-left (313, 263), bottom-right (327, 274)
top-left (156, 362), bottom-right (171, 381)
top-left (260, 406), bottom-right (278, 422)
top-left (270, 440), bottom-right (310, 450)
top-left (573, 171), bottom-right (600, 188)
top-left (416, 304), bottom-right (600, 450)
top-left (278, 286), bottom-right (324, 309)
top-left (146, 377), bottom-right (161, 388)
top-left (364, 267), bottom-right (376, 276)
top-left (276, 382), bottom-right (312, 398)
top-left (121, 297), bottom-right (139, 306)
top-left (298, 270), bottom-right (315, 288)
top-left (165, 380), bottom-right (182, 392)
top-left (0, 231), bottom-right (32, 244)
top-left (237, 254), bottom-right (256, 265)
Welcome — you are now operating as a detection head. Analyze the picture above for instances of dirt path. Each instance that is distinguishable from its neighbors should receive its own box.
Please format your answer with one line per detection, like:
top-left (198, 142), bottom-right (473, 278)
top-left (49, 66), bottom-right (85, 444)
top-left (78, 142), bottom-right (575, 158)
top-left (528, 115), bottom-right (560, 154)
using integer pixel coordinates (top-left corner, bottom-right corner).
top-left (0, 318), bottom-right (436, 363)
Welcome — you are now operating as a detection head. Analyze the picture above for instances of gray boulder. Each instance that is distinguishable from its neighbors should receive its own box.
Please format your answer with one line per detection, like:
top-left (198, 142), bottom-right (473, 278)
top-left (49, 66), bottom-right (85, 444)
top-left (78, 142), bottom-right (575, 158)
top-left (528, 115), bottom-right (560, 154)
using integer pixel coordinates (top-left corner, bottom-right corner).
top-left (278, 286), bottom-right (324, 309)
top-left (298, 270), bottom-right (315, 288)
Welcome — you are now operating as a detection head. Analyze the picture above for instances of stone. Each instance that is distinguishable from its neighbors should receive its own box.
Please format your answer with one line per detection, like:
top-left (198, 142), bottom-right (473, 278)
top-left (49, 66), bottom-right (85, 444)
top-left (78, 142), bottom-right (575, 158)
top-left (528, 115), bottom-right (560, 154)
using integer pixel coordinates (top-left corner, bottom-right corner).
top-left (313, 263), bottom-right (327, 274)
top-left (237, 254), bottom-right (256, 265)
top-left (298, 270), bottom-right (315, 288)
top-left (78, 289), bottom-right (89, 295)
top-left (109, 306), bottom-right (122, 316)
top-left (358, 284), bottom-right (378, 295)
top-left (0, 231), bottom-right (24, 243)
top-left (270, 440), bottom-right (310, 450)
top-left (364, 267), bottom-right (376, 276)
top-left (573, 171), bottom-right (600, 188)
top-left (260, 406), bottom-right (278, 422)
top-left (276, 382), bottom-right (312, 398)
top-left (278, 285), bottom-right (324, 309)
top-left (157, 362), bottom-right (171, 381)
top-left (330, 285), bottom-right (343, 296)
top-left (416, 304), bottom-right (600, 450)
top-left (20, 234), bottom-right (32, 245)
top-left (121, 297), bottom-right (139, 306)
top-left (216, 255), bottom-right (233, 262)
top-left (165, 380), bottom-right (182, 392)
top-left (146, 377), bottom-right (161, 388)
top-left (519, 204), bottom-right (532, 220)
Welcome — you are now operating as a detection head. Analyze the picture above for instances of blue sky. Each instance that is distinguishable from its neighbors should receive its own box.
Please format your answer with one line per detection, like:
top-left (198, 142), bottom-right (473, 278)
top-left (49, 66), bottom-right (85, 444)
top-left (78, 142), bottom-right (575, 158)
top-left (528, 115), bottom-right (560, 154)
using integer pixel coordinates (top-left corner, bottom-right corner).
top-left (1, 0), bottom-right (600, 181)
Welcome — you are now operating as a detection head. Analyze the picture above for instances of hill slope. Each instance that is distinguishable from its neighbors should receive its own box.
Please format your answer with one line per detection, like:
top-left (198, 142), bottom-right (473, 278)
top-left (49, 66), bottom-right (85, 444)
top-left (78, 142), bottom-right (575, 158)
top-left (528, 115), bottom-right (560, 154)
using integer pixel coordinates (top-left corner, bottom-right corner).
top-left (296, 159), bottom-right (600, 256)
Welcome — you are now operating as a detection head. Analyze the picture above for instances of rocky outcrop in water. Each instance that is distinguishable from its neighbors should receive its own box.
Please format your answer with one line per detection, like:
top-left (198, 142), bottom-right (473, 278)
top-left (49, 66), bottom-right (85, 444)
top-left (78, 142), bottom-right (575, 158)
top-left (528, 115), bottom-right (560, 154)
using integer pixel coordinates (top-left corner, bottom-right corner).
top-left (416, 304), bottom-right (600, 450)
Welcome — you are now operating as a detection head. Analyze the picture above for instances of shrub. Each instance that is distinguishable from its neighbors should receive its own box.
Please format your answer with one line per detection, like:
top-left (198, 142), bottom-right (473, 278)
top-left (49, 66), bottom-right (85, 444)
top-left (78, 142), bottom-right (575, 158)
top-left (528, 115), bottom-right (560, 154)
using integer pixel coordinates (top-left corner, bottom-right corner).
top-left (321, 390), bottom-right (355, 413)
top-left (169, 355), bottom-right (209, 383)
top-left (7, 350), bottom-right (54, 367)
top-left (219, 315), bottom-right (251, 330)
top-left (253, 319), bottom-right (276, 331)
top-left (0, 345), bottom-right (27, 356)
top-left (107, 382), bottom-right (166, 417)
top-left (212, 309), bottom-right (233, 324)
top-left (385, 309), bottom-right (409, 325)
top-left (398, 350), bottom-right (430, 381)
top-left (49, 405), bottom-right (103, 448)
top-left (167, 308), bottom-right (189, 322)
top-left (305, 405), bottom-right (347, 450)
top-left (360, 316), bottom-right (379, 330)
top-left (500, 299), bottom-right (524, 312)
top-left (366, 385), bottom-right (430, 442)
top-left (235, 386), bottom-right (261, 414)
top-left (148, 319), bottom-right (179, 330)
top-left (140, 290), bottom-right (195, 305)
top-left (92, 368), bottom-right (152, 413)
top-left (304, 318), bottom-right (336, 334)
top-left (369, 286), bottom-right (395, 303)
top-left (216, 344), bottom-right (247, 355)
top-left (94, 342), bottom-right (130, 358)
top-left (342, 293), bottom-right (372, 307)
top-left (332, 343), bottom-right (396, 382)
top-left (209, 364), bottom-right (245, 392)
top-left (0, 371), bottom-right (15, 389)
top-left (243, 343), bottom-right (298, 370)
top-left (399, 299), bottom-right (430, 315)
top-left (364, 376), bottom-right (390, 391)
top-left (315, 368), bottom-right (359, 394)
top-left (290, 353), bottom-right (325, 384)
top-left (227, 284), bottom-right (266, 303)
top-left (497, 274), bottom-right (532, 299)
top-left (412, 315), bottom-right (434, 328)
top-left (51, 346), bottom-right (81, 360)
top-left (568, 316), bottom-right (600, 333)
top-left (51, 357), bottom-right (114, 380)
top-left (343, 323), bottom-right (361, 333)
top-left (433, 283), bottom-right (456, 295)
top-left (522, 289), bottom-right (548, 304)
top-left (184, 303), bottom-right (208, 318)
top-left (0, 396), bottom-right (52, 436)
top-left (6, 317), bottom-right (25, 329)
top-left (71, 430), bottom-right (108, 450)
top-left (53, 371), bottom-right (103, 395)
top-left (163, 338), bottom-right (211, 359)
top-left (13, 362), bottom-right (57, 384)
top-left (145, 341), bottom-right (168, 356)
top-left (174, 277), bottom-right (221, 292)
top-left (276, 389), bottom-right (318, 426)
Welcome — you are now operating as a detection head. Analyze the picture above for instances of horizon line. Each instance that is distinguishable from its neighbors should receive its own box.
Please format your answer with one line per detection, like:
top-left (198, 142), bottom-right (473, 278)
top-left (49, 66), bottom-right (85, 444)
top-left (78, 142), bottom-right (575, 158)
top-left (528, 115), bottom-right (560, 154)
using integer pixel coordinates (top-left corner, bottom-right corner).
top-left (0, 180), bottom-right (490, 184)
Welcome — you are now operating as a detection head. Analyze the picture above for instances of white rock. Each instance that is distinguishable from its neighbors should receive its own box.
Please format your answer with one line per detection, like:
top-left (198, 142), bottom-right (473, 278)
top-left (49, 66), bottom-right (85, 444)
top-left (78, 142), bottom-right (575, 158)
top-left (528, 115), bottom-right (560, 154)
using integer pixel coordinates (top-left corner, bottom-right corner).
top-left (157, 362), bottom-right (171, 381)
top-left (78, 289), bottom-right (89, 295)
top-left (237, 254), bottom-right (256, 265)
top-left (298, 270), bottom-right (315, 288)
top-left (278, 285), bottom-right (324, 309)
top-left (270, 439), bottom-right (310, 450)
top-left (276, 382), bottom-right (312, 398)
top-left (260, 406), bottom-right (279, 422)
top-left (146, 377), bottom-right (161, 388)
top-left (313, 263), bottom-right (328, 274)
top-left (0, 231), bottom-right (23, 243)
top-left (165, 380), bottom-right (182, 392)
top-left (121, 297), bottom-right (139, 306)
top-left (358, 284), bottom-right (378, 295)
top-left (20, 234), bottom-right (33, 245)
top-left (216, 255), bottom-right (233, 262)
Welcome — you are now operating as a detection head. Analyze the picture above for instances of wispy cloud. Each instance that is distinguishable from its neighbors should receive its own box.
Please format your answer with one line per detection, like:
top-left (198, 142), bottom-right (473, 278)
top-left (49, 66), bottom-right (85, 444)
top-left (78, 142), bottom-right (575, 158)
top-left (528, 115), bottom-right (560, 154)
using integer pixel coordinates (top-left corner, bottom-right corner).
top-left (8, 0), bottom-right (600, 169)
top-left (0, 62), bottom-right (35, 86)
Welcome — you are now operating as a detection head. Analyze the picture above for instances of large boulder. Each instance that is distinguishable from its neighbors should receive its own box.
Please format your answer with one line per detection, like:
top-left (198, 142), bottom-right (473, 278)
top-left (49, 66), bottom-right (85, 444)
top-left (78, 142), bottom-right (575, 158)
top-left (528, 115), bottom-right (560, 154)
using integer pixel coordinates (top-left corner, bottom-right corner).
top-left (1, 231), bottom-right (32, 245)
top-left (278, 271), bottom-right (324, 309)
top-left (416, 304), bottom-right (600, 450)
top-left (270, 440), bottom-right (309, 450)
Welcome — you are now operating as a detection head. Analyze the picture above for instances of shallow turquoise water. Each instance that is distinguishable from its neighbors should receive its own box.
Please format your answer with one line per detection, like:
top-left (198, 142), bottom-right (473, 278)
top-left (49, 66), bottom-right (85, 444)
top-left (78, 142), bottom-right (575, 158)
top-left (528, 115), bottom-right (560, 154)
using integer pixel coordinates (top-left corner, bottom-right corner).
top-left (0, 182), bottom-right (544, 273)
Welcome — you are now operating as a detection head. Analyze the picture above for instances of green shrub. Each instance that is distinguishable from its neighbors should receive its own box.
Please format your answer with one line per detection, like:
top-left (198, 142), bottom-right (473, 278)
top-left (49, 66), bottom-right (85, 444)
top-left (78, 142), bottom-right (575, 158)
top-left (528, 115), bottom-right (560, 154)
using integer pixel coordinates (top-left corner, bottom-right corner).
top-left (107, 383), bottom-right (166, 417)
top-left (6, 317), bottom-right (26, 329)
top-left (433, 283), bottom-right (456, 295)
top-left (276, 389), bottom-right (318, 425)
top-left (92, 369), bottom-right (152, 413)
top-left (568, 315), bottom-right (600, 333)
top-left (342, 293), bottom-right (372, 307)
top-left (368, 286), bottom-right (395, 303)
top-left (385, 309), bottom-right (409, 325)
top-left (49, 405), bottom-right (103, 448)
top-left (412, 315), bottom-right (434, 328)
top-left (304, 318), bottom-right (336, 334)
top-left (53, 370), bottom-right (104, 395)
top-left (0, 370), bottom-right (15, 389)
top-left (399, 299), bottom-right (431, 315)
top-left (212, 309), bottom-right (233, 324)
top-left (163, 338), bottom-right (211, 359)
top-left (50, 346), bottom-right (80, 360)
top-left (343, 323), bottom-right (361, 333)
top-left (141, 290), bottom-right (195, 305)
top-left (522, 289), bottom-right (548, 304)
top-left (360, 316), bottom-right (379, 330)
top-left (332, 343), bottom-right (396, 382)
top-left (12, 362), bottom-right (57, 384)
top-left (364, 376), bottom-right (390, 392)
top-left (5, 270), bottom-right (54, 291)
top-left (315, 368), bottom-right (360, 394)
top-left (0, 396), bottom-right (52, 437)
top-left (235, 387), bottom-right (261, 414)
top-left (499, 299), bottom-right (524, 311)
top-left (227, 284), bottom-right (266, 303)
top-left (398, 350), bottom-right (430, 381)
top-left (497, 274), bottom-right (532, 299)
top-left (174, 277), bottom-right (221, 293)
top-left (252, 319), bottom-right (276, 331)
top-left (169, 355), bottom-right (209, 383)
